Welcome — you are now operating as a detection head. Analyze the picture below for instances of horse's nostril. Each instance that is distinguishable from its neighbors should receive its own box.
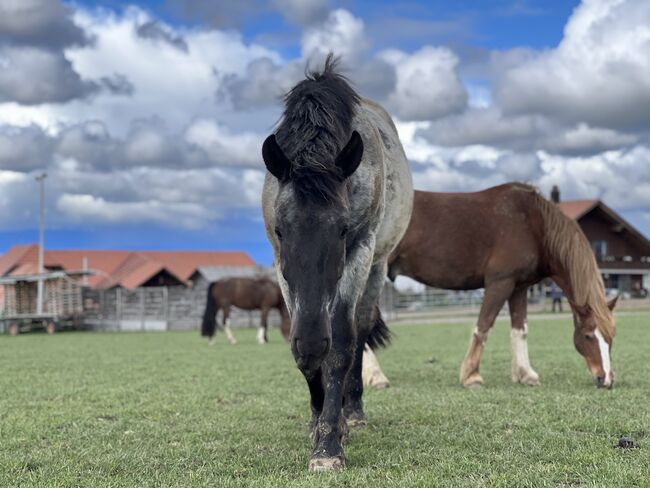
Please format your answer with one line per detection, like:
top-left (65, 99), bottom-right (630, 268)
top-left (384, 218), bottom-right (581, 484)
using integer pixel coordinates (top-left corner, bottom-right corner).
top-left (595, 376), bottom-right (605, 388)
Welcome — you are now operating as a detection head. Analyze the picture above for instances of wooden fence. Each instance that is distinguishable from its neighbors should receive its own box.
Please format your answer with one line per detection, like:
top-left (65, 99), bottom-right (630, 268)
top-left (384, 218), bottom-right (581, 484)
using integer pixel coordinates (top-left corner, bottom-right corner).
top-left (82, 284), bottom-right (284, 332)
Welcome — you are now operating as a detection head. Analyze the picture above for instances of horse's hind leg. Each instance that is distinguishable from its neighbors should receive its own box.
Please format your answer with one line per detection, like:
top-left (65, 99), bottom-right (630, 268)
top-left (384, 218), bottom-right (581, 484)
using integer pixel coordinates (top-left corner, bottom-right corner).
top-left (509, 286), bottom-right (540, 386)
top-left (362, 345), bottom-right (390, 389)
top-left (257, 307), bottom-right (269, 344)
top-left (223, 307), bottom-right (237, 345)
top-left (460, 279), bottom-right (514, 387)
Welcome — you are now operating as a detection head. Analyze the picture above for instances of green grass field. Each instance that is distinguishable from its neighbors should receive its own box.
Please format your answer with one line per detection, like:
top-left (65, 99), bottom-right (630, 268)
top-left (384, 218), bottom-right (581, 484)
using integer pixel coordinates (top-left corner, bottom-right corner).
top-left (2, 314), bottom-right (649, 487)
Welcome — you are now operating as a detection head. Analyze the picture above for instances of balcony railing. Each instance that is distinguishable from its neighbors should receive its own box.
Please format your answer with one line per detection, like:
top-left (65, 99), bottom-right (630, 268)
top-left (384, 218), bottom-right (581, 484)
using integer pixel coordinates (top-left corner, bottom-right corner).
top-left (596, 255), bottom-right (650, 264)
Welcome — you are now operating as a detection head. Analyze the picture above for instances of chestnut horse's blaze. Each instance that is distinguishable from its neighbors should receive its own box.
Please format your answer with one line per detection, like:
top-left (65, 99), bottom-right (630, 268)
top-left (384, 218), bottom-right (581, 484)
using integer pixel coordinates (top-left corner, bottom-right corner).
top-left (370, 183), bottom-right (616, 389)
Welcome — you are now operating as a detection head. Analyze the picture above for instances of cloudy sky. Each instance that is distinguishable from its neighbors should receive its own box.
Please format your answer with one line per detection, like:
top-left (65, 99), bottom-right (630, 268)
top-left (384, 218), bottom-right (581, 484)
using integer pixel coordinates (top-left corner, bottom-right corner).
top-left (1, 0), bottom-right (649, 264)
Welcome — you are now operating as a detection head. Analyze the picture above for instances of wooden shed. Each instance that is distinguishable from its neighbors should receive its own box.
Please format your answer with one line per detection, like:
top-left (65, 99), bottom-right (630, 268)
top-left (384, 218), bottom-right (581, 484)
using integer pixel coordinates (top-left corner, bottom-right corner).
top-left (0, 271), bottom-right (85, 334)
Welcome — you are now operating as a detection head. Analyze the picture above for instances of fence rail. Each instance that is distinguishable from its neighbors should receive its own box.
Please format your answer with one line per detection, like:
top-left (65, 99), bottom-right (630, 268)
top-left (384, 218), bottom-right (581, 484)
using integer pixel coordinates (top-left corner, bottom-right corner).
top-left (82, 282), bottom-right (489, 332)
top-left (82, 285), bottom-right (284, 332)
top-left (74, 282), bottom-right (650, 332)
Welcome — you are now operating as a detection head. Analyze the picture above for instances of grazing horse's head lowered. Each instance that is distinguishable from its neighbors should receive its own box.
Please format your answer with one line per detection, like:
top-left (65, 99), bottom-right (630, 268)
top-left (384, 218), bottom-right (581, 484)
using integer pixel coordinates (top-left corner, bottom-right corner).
top-left (262, 64), bottom-right (364, 375)
top-left (571, 295), bottom-right (618, 389)
top-left (545, 204), bottom-right (618, 389)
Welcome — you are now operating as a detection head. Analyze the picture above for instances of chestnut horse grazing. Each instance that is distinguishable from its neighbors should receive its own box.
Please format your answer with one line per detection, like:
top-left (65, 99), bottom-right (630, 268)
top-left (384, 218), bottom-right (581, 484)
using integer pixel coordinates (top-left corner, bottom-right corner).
top-left (201, 277), bottom-right (290, 345)
top-left (262, 56), bottom-right (412, 471)
top-left (366, 183), bottom-right (617, 389)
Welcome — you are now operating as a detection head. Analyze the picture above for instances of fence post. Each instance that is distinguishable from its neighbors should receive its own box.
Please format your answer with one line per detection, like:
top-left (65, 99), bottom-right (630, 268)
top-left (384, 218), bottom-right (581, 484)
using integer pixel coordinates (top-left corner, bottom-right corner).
top-left (140, 288), bottom-right (145, 331)
top-left (116, 287), bottom-right (122, 331)
top-left (163, 286), bottom-right (169, 331)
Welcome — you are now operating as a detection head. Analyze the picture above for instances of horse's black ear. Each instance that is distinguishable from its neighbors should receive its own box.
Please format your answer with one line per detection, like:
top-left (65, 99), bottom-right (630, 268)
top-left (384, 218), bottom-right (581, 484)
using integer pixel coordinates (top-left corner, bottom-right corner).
top-left (335, 130), bottom-right (363, 179)
top-left (262, 134), bottom-right (291, 181)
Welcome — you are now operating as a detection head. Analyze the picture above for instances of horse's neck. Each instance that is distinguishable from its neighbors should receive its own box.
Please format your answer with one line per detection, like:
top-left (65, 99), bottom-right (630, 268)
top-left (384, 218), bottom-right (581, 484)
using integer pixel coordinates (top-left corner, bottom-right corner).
top-left (551, 267), bottom-right (576, 306)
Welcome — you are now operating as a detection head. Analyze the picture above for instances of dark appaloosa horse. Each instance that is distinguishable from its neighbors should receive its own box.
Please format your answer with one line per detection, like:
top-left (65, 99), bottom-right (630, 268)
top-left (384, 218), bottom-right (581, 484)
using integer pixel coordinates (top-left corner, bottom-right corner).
top-left (365, 183), bottom-right (617, 390)
top-left (261, 56), bottom-right (412, 471)
top-left (201, 277), bottom-right (290, 345)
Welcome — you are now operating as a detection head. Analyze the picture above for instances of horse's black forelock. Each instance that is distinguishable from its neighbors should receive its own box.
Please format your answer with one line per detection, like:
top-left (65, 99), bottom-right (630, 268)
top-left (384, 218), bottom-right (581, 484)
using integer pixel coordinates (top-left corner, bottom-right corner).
top-left (275, 54), bottom-right (360, 204)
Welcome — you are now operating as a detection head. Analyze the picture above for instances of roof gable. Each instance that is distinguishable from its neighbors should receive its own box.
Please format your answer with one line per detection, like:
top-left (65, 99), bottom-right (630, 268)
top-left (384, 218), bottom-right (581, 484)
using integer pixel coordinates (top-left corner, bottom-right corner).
top-left (557, 199), bottom-right (598, 220)
top-left (0, 244), bottom-right (38, 276)
top-left (559, 199), bottom-right (650, 252)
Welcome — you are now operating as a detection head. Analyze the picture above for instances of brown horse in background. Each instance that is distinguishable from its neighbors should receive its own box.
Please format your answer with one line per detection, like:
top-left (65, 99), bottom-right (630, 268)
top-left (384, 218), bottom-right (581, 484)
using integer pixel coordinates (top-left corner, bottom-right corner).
top-left (201, 277), bottom-right (290, 345)
top-left (367, 183), bottom-right (617, 389)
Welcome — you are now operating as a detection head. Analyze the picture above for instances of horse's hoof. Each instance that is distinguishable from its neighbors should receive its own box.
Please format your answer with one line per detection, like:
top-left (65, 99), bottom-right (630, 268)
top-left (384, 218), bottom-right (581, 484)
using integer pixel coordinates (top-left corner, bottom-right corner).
top-left (513, 370), bottom-right (540, 386)
top-left (309, 456), bottom-right (345, 472)
top-left (369, 378), bottom-right (390, 389)
top-left (461, 373), bottom-right (484, 388)
top-left (522, 376), bottom-right (541, 386)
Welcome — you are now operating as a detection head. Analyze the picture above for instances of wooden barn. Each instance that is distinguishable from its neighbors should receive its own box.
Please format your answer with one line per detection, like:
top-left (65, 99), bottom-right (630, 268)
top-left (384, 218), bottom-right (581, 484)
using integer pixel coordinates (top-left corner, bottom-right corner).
top-left (553, 186), bottom-right (650, 296)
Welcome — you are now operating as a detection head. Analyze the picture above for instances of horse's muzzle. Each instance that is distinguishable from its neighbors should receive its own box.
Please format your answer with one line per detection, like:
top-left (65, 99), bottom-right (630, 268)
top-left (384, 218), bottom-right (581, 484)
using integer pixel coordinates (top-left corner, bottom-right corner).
top-left (595, 376), bottom-right (614, 389)
top-left (292, 337), bottom-right (331, 375)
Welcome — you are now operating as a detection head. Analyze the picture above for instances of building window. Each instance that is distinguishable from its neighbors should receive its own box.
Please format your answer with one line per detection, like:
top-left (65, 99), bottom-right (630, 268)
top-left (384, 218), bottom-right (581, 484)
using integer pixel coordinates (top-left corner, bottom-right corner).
top-left (591, 240), bottom-right (608, 261)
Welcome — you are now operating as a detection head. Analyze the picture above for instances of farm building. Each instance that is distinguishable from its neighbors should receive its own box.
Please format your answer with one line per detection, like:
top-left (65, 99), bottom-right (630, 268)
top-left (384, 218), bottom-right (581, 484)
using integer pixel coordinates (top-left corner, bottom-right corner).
top-left (0, 245), bottom-right (256, 289)
top-left (552, 186), bottom-right (650, 296)
top-left (0, 246), bottom-right (262, 332)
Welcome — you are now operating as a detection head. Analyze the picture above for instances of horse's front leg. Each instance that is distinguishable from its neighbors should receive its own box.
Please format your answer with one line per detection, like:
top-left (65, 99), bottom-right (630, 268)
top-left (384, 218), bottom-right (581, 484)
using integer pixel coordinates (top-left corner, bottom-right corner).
top-left (343, 262), bottom-right (387, 427)
top-left (308, 306), bottom-right (354, 472)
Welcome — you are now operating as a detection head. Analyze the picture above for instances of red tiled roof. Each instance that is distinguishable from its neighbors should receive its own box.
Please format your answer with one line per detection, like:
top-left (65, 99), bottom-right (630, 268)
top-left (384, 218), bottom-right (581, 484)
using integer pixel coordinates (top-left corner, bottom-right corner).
top-left (121, 261), bottom-right (182, 289)
top-left (557, 199), bottom-right (599, 220)
top-left (9, 262), bottom-right (40, 276)
top-left (0, 244), bottom-right (38, 276)
top-left (94, 252), bottom-right (151, 289)
top-left (139, 251), bottom-right (254, 281)
top-left (45, 250), bottom-right (132, 288)
top-left (0, 246), bottom-right (256, 289)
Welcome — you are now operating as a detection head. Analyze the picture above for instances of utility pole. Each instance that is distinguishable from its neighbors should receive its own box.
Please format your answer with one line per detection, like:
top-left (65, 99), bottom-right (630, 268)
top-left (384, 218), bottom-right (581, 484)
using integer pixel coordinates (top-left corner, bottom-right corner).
top-left (36, 173), bottom-right (47, 315)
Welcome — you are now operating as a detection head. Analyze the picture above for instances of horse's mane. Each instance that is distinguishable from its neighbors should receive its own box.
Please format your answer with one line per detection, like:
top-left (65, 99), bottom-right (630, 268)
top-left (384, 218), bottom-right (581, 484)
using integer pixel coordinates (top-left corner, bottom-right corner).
top-left (529, 185), bottom-right (615, 341)
top-left (275, 53), bottom-right (360, 203)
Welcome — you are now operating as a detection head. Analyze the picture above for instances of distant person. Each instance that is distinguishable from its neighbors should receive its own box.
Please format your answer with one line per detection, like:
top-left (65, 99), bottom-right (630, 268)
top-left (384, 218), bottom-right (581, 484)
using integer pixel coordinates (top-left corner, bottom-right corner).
top-left (551, 282), bottom-right (563, 312)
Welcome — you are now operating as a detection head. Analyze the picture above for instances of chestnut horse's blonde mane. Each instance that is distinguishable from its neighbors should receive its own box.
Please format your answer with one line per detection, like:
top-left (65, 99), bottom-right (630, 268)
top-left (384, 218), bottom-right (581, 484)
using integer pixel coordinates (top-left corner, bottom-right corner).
top-left (526, 185), bottom-right (615, 341)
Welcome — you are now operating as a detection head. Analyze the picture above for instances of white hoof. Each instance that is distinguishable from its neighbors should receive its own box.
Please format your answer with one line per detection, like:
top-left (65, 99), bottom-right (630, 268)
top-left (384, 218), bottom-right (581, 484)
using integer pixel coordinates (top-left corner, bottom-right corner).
top-left (367, 375), bottom-right (390, 389)
top-left (512, 368), bottom-right (540, 386)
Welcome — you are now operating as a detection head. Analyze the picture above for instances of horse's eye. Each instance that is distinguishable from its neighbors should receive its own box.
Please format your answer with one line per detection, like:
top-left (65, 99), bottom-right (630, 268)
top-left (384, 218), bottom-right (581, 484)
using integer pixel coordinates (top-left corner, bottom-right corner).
top-left (275, 227), bottom-right (283, 240)
top-left (340, 226), bottom-right (348, 238)
top-left (584, 333), bottom-right (594, 340)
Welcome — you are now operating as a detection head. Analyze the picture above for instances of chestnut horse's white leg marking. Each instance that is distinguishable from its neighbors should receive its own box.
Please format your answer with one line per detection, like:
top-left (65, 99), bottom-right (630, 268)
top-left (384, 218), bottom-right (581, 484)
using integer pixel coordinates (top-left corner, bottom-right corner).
top-left (362, 345), bottom-right (390, 389)
top-left (594, 329), bottom-right (612, 387)
top-left (510, 321), bottom-right (540, 385)
top-left (460, 326), bottom-right (488, 387)
top-left (257, 326), bottom-right (266, 345)
top-left (224, 319), bottom-right (237, 345)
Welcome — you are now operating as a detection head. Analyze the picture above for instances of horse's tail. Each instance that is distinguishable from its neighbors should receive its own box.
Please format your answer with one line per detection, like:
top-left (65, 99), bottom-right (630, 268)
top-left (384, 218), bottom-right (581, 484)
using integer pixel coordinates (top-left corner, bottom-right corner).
top-left (366, 305), bottom-right (391, 350)
top-left (201, 282), bottom-right (218, 337)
